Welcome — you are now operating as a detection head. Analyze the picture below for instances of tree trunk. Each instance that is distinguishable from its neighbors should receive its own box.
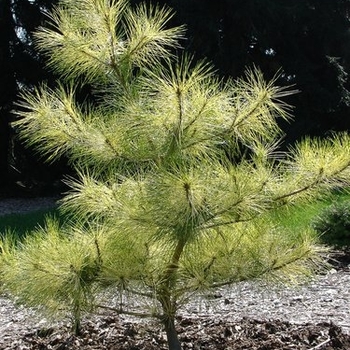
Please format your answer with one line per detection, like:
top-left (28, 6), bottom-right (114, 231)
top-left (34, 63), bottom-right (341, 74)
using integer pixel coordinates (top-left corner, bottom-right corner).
top-left (158, 238), bottom-right (189, 350)
top-left (163, 316), bottom-right (182, 350)
top-left (159, 239), bottom-right (186, 350)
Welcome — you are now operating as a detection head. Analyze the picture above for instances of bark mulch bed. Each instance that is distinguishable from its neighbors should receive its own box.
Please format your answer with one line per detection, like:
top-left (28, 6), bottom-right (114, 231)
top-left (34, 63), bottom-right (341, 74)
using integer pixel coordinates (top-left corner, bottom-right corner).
top-left (7, 316), bottom-right (350, 350)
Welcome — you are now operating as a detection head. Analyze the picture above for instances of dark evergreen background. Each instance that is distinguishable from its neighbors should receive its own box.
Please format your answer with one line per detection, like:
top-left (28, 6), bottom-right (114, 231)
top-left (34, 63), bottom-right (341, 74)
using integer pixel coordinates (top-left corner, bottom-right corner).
top-left (1, 0), bottom-right (350, 196)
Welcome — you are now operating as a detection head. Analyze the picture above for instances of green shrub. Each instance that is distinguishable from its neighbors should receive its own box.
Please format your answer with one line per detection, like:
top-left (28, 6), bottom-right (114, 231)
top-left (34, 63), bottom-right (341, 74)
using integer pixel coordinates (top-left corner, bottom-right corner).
top-left (312, 200), bottom-right (350, 246)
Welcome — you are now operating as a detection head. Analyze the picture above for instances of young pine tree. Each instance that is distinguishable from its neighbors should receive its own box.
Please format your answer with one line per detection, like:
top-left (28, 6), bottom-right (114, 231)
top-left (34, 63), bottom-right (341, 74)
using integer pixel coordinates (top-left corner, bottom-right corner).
top-left (1, 0), bottom-right (350, 349)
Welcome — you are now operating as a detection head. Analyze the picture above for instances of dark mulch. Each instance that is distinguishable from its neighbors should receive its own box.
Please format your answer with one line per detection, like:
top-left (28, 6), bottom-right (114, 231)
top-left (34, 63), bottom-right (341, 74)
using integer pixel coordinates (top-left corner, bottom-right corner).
top-left (11, 316), bottom-right (350, 350)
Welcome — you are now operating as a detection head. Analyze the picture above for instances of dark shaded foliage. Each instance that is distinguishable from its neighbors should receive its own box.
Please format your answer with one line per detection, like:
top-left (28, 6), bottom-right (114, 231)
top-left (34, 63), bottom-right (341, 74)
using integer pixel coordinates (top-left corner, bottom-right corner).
top-left (0, 0), bottom-right (71, 198)
top-left (2, 0), bottom-right (350, 196)
top-left (313, 200), bottom-right (350, 247)
top-left (134, 0), bottom-right (350, 142)
top-left (0, 0), bottom-right (17, 188)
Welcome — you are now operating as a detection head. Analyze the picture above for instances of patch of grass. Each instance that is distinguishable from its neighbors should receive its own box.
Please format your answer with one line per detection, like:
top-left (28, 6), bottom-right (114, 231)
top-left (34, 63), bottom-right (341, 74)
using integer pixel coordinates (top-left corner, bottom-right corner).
top-left (269, 189), bottom-right (350, 245)
top-left (1, 190), bottom-right (350, 244)
top-left (270, 200), bottom-right (332, 231)
top-left (0, 208), bottom-right (59, 238)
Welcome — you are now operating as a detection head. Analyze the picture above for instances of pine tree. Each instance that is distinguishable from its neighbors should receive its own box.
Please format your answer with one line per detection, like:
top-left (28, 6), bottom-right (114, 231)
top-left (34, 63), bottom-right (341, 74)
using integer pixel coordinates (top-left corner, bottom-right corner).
top-left (1, 1), bottom-right (350, 349)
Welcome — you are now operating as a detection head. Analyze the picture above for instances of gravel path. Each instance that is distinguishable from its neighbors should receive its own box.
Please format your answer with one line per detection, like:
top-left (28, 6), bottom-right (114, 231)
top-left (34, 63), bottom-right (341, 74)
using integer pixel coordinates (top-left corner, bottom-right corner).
top-left (0, 197), bottom-right (59, 216)
top-left (185, 266), bottom-right (350, 333)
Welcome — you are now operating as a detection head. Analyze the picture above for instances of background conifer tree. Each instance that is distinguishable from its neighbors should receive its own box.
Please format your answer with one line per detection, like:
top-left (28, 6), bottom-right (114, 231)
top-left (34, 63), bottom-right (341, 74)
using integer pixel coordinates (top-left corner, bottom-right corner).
top-left (1, 1), bottom-right (350, 349)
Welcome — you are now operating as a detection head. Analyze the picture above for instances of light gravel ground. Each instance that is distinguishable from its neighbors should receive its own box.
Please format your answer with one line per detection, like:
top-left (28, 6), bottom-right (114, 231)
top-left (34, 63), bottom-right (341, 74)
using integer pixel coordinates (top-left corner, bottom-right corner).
top-left (185, 268), bottom-right (350, 334)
